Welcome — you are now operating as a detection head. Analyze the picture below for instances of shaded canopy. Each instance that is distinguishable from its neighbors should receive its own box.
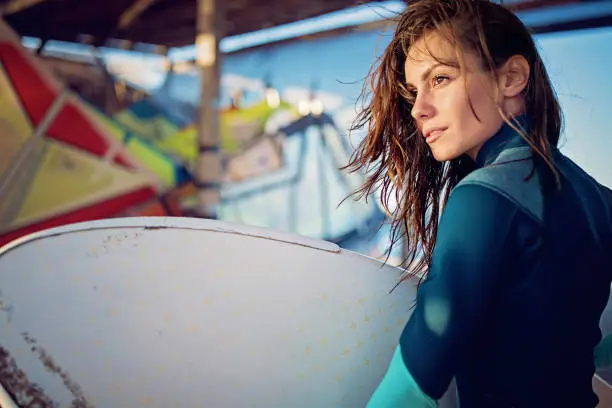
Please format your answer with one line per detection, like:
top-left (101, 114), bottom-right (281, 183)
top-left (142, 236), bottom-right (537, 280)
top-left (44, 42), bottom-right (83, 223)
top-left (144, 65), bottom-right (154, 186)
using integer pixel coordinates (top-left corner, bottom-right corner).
top-left (1, 0), bottom-right (611, 50)
top-left (0, 0), bottom-right (392, 48)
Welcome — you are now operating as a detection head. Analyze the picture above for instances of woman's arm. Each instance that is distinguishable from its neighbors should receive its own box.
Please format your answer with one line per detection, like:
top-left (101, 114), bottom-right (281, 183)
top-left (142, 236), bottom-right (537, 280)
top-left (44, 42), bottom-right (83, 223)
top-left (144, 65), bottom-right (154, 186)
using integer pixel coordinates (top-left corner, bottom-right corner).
top-left (595, 334), bottom-right (612, 368)
top-left (367, 346), bottom-right (437, 407)
top-left (367, 184), bottom-right (524, 405)
top-left (597, 184), bottom-right (612, 369)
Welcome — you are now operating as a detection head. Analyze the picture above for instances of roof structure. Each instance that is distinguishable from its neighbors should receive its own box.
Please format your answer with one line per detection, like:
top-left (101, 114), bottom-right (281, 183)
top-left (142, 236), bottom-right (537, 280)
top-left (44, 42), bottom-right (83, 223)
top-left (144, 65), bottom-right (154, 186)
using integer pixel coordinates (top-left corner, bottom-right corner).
top-left (0, 0), bottom-right (391, 48)
top-left (1, 0), bottom-right (612, 50)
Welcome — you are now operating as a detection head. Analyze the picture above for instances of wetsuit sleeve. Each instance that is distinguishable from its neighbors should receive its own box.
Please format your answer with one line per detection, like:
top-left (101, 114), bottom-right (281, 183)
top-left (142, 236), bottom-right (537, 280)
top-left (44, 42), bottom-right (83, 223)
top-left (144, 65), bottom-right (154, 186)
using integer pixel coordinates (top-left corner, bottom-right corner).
top-left (368, 184), bottom-right (522, 405)
top-left (367, 346), bottom-right (436, 407)
top-left (595, 334), bottom-right (612, 368)
top-left (400, 184), bottom-right (522, 398)
top-left (597, 185), bottom-right (612, 369)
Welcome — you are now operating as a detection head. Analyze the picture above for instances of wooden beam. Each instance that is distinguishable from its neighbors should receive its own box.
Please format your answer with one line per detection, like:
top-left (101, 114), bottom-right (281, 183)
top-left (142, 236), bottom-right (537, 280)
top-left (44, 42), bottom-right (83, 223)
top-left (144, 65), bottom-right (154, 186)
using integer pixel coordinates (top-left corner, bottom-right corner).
top-left (125, 2), bottom-right (195, 32)
top-left (0, 0), bottom-right (48, 15)
top-left (118, 0), bottom-right (160, 30)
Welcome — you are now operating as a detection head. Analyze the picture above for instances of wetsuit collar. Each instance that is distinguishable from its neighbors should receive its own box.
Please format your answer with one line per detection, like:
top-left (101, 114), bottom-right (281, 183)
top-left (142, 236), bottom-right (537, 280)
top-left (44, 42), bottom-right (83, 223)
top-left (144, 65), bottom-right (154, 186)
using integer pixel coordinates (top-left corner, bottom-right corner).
top-left (475, 115), bottom-right (530, 168)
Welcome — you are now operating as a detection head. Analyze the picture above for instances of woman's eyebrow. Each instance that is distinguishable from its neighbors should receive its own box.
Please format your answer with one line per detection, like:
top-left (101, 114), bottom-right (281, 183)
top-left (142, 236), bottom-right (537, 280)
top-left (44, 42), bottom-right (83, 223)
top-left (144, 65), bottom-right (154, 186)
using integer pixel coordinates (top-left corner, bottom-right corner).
top-left (405, 61), bottom-right (457, 87)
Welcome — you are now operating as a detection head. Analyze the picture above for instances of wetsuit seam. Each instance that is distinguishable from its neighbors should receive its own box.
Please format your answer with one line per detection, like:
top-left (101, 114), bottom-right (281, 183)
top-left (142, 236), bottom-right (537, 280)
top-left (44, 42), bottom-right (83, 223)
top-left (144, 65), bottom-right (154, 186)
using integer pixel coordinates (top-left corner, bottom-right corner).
top-left (452, 181), bottom-right (543, 226)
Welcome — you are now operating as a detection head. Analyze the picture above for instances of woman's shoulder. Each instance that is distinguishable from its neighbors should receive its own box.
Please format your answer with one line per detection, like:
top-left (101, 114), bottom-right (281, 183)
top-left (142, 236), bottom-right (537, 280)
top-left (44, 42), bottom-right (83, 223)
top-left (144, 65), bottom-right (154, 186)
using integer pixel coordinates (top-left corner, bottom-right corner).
top-left (455, 153), bottom-right (544, 225)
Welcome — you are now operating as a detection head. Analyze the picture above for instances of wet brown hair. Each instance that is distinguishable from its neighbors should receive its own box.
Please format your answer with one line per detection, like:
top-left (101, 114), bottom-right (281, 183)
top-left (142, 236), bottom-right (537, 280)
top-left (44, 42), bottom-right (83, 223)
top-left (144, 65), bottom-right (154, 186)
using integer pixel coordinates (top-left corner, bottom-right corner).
top-left (344, 0), bottom-right (562, 286)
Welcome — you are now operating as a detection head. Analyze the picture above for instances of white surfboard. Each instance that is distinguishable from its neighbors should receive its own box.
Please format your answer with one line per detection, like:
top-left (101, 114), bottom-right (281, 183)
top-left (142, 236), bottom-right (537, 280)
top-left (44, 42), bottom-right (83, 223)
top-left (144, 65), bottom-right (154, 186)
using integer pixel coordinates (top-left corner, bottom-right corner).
top-left (0, 217), bottom-right (425, 407)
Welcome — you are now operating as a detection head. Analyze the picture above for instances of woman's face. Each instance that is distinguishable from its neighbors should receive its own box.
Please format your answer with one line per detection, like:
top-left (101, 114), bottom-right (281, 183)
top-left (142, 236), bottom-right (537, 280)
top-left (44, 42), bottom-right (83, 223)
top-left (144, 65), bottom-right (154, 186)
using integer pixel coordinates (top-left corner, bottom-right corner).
top-left (404, 30), bottom-right (505, 162)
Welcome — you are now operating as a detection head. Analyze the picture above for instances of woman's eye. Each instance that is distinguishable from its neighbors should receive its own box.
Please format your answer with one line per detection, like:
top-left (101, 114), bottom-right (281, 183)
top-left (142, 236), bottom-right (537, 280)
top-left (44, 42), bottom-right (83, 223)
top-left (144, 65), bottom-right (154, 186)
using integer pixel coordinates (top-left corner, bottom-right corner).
top-left (432, 75), bottom-right (449, 87)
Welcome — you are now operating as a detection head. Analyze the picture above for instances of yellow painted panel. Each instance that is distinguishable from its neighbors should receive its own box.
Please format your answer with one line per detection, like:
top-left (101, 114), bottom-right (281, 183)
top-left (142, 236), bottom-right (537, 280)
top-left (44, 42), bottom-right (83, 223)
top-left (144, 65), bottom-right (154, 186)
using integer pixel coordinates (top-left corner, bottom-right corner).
top-left (0, 63), bottom-right (34, 176)
top-left (14, 140), bottom-right (153, 227)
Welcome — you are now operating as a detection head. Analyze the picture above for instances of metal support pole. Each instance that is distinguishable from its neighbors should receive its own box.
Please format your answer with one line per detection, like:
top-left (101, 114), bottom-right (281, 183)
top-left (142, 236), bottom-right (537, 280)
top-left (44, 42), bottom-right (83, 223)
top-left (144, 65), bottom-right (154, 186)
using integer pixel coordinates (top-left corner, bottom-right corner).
top-left (317, 124), bottom-right (331, 239)
top-left (194, 0), bottom-right (223, 218)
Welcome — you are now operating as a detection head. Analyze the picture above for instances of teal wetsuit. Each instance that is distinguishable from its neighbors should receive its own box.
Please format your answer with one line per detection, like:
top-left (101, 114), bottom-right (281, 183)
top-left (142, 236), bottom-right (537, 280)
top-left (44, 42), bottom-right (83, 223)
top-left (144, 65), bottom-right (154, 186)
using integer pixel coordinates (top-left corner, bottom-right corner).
top-left (368, 118), bottom-right (612, 407)
top-left (595, 334), bottom-right (612, 369)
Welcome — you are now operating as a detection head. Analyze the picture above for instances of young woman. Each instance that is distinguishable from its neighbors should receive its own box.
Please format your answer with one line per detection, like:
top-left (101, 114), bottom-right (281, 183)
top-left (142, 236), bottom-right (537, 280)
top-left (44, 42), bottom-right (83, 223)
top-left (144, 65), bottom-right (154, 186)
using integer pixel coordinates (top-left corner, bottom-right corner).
top-left (343, 0), bottom-right (612, 406)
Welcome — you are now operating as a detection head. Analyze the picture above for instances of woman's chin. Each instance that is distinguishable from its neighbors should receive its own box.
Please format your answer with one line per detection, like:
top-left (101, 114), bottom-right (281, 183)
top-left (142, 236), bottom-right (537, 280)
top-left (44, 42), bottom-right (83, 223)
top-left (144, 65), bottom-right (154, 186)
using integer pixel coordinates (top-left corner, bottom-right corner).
top-left (430, 147), bottom-right (460, 163)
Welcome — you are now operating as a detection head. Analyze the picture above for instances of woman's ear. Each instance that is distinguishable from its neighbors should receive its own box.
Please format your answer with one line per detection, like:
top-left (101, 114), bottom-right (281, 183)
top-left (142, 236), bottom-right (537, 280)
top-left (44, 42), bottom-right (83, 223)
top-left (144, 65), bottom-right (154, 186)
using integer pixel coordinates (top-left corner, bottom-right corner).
top-left (498, 55), bottom-right (530, 98)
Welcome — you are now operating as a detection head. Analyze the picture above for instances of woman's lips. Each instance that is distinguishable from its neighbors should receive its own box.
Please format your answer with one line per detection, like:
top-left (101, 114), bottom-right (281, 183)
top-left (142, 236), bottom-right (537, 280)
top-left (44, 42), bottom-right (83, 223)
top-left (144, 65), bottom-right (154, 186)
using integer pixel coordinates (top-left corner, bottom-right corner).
top-left (425, 128), bottom-right (446, 143)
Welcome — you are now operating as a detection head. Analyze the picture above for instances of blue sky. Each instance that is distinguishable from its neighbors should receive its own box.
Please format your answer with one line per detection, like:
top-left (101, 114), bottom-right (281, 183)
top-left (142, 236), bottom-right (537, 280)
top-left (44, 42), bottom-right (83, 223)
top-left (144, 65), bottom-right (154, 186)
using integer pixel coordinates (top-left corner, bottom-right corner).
top-left (536, 26), bottom-right (612, 188)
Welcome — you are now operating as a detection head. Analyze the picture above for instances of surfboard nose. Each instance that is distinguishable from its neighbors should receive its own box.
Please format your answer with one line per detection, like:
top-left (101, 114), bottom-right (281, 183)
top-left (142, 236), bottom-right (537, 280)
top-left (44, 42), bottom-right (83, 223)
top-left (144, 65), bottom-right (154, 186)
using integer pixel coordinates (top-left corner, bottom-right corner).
top-left (0, 217), bottom-right (420, 407)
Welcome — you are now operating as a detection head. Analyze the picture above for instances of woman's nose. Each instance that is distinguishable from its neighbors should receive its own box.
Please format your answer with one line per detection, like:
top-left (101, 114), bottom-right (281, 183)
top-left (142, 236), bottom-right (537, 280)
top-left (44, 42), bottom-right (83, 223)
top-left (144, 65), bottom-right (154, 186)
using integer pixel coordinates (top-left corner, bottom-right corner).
top-left (411, 92), bottom-right (434, 121)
